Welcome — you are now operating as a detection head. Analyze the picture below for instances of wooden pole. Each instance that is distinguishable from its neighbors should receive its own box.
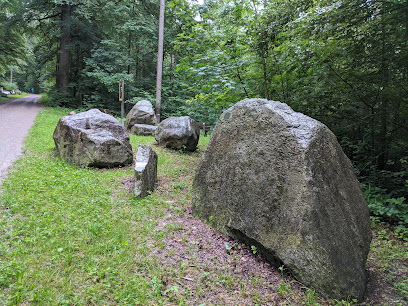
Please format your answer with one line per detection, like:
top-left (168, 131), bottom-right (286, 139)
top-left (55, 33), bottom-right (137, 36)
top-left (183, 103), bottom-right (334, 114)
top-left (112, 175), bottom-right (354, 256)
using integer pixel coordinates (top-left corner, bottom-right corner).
top-left (155, 0), bottom-right (165, 123)
top-left (119, 80), bottom-right (125, 126)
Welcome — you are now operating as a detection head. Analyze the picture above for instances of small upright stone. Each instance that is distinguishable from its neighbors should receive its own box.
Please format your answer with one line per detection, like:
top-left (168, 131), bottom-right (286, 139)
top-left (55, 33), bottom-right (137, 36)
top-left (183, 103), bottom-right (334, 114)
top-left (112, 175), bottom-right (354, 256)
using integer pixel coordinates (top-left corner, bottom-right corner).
top-left (125, 100), bottom-right (156, 129)
top-left (134, 145), bottom-right (158, 198)
top-left (155, 116), bottom-right (200, 151)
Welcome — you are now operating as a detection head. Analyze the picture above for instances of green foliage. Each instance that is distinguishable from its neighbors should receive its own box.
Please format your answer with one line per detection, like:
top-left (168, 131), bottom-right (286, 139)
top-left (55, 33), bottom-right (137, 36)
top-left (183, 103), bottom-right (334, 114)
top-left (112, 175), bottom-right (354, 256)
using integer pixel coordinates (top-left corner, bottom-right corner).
top-left (277, 265), bottom-right (291, 297)
top-left (14, 0), bottom-right (201, 117)
top-left (364, 185), bottom-right (408, 241)
top-left (177, 0), bottom-right (408, 206)
top-left (0, 81), bottom-right (19, 91)
top-left (39, 93), bottom-right (50, 105)
top-left (46, 91), bottom-right (79, 108)
top-left (175, 1), bottom-right (255, 109)
top-left (369, 221), bottom-right (408, 301)
top-left (0, 4), bottom-right (26, 74)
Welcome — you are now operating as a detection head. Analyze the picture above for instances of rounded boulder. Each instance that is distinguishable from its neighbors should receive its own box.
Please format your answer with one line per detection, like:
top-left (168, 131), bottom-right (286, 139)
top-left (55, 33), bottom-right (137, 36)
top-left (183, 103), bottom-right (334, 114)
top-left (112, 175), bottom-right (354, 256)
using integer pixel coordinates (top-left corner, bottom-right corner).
top-left (53, 109), bottom-right (133, 167)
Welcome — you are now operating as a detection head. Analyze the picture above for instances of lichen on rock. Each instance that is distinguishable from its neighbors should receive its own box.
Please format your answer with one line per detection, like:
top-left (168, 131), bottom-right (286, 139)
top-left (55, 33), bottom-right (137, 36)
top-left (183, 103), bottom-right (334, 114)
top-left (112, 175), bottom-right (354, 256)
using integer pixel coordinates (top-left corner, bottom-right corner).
top-left (192, 98), bottom-right (372, 301)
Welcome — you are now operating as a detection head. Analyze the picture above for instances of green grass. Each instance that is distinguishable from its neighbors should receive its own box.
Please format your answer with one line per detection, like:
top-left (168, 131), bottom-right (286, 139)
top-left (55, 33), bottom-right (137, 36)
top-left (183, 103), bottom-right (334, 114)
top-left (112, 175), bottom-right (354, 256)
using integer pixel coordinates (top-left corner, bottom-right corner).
top-left (8, 93), bottom-right (29, 99)
top-left (0, 107), bottom-right (407, 305)
top-left (0, 93), bottom-right (29, 104)
top-left (0, 107), bottom-right (211, 304)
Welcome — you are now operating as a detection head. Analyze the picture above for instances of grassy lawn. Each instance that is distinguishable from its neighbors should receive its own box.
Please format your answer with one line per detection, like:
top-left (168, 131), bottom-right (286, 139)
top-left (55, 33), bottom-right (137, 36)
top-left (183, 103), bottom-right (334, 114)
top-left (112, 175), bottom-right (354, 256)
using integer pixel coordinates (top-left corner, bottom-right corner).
top-left (0, 107), bottom-right (407, 305)
top-left (0, 93), bottom-right (29, 104)
top-left (7, 93), bottom-right (30, 99)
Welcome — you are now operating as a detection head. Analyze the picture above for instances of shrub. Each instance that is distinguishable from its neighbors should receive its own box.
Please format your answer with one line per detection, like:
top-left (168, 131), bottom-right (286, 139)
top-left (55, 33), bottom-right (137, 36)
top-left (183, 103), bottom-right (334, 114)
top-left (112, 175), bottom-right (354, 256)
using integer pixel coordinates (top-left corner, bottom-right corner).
top-left (0, 80), bottom-right (18, 91)
top-left (364, 184), bottom-right (408, 241)
top-left (39, 93), bottom-right (50, 104)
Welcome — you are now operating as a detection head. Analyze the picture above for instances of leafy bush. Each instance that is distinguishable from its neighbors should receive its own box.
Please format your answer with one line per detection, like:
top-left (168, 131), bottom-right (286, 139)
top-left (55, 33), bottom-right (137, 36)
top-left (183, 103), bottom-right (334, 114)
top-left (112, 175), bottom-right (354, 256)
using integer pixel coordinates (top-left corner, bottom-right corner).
top-left (364, 184), bottom-right (408, 241)
top-left (0, 80), bottom-right (18, 91)
top-left (47, 91), bottom-right (79, 108)
top-left (39, 93), bottom-right (50, 104)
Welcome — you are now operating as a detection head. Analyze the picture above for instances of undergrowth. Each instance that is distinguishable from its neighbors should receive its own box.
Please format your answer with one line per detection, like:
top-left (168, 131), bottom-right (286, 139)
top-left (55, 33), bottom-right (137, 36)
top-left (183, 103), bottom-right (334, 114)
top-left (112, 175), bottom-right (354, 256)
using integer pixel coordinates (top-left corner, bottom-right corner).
top-left (363, 184), bottom-right (408, 241)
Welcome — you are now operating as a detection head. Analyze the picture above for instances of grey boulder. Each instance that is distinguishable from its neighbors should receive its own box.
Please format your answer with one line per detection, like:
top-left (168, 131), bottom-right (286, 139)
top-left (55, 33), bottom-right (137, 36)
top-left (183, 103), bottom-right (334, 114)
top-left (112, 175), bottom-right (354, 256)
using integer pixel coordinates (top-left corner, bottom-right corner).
top-left (134, 145), bottom-right (158, 198)
top-left (155, 116), bottom-right (199, 151)
top-left (53, 109), bottom-right (133, 167)
top-left (130, 124), bottom-right (158, 136)
top-left (125, 100), bottom-right (156, 128)
top-left (192, 98), bottom-right (372, 300)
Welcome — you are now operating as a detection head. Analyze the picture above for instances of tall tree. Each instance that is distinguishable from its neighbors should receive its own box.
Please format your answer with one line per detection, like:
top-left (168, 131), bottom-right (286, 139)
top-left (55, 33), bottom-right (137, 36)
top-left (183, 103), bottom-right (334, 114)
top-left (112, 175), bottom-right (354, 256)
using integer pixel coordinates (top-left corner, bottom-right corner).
top-left (0, 0), bottom-right (26, 76)
top-left (155, 0), bottom-right (165, 123)
top-left (57, 3), bottom-right (73, 92)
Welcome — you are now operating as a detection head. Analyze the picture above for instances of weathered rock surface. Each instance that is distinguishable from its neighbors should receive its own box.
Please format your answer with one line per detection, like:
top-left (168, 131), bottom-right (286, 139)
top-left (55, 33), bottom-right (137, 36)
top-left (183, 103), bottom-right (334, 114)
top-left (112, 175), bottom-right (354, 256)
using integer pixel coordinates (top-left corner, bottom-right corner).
top-left (53, 109), bottom-right (133, 167)
top-left (125, 100), bottom-right (156, 129)
top-left (155, 116), bottom-right (200, 151)
top-left (192, 98), bottom-right (372, 300)
top-left (130, 123), bottom-right (158, 136)
top-left (134, 145), bottom-right (158, 198)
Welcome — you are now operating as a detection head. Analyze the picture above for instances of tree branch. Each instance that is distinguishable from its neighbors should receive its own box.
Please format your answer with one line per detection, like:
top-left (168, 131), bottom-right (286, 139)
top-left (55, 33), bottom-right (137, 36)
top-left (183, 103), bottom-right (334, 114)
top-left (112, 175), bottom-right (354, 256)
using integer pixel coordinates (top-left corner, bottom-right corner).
top-left (326, 61), bottom-right (373, 109)
top-left (37, 12), bottom-right (61, 21)
top-left (236, 67), bottom-right (249, 98)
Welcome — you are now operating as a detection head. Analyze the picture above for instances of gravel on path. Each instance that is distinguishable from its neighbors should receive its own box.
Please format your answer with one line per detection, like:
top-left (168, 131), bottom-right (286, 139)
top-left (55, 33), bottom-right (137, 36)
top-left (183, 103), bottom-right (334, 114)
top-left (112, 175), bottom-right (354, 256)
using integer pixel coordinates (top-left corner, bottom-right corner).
top-left (0, 94), bottom-right (43, 185)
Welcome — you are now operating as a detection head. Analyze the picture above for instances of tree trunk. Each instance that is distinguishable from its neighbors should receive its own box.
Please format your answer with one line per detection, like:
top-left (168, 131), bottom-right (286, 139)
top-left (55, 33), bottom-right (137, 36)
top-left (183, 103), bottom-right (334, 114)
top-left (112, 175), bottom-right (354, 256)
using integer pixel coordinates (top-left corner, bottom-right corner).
top-left (170, 51), bottom-right (176, 95)
top-left (377, 97), bottom-right (388, 170)
top-left (262, 54), bottom-right (268, 99)
top-left (57, 4), bottom-right (72, 93)
top-left (155, 0), bottom-right (165, 123)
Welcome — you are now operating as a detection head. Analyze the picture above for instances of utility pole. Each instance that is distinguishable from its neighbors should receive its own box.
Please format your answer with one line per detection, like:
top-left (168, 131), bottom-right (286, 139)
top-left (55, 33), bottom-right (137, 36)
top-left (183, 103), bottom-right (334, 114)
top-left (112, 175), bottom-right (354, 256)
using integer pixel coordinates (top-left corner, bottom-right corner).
top-left (155, 0), bottom-right (165, 123)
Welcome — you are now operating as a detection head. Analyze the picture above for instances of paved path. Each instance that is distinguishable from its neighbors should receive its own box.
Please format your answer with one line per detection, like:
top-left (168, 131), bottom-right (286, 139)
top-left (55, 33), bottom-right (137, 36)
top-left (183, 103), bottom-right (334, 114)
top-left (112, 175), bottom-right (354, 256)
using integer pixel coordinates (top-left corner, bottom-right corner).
top-left (0, 94), bottom-right (43, 185)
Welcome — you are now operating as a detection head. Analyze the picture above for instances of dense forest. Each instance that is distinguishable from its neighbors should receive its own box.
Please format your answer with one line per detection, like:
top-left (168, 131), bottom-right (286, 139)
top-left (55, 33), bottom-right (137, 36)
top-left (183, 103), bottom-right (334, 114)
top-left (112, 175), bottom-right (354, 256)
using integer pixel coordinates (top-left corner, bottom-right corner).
top-left (1, 0), bottom-right (407, 232)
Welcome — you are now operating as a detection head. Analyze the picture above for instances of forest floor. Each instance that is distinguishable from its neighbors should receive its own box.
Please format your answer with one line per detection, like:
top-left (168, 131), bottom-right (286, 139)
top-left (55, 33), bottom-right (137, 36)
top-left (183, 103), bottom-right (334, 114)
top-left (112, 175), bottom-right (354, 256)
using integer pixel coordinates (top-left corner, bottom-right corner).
top-left (0, 107), bottom-right (407, 305)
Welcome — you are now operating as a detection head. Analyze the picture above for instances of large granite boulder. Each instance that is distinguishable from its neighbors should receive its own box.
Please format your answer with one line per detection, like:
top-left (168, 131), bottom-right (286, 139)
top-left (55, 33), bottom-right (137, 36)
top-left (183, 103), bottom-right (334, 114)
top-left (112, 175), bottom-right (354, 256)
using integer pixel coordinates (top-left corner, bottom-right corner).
top-left (130, 124), bottom-right (158, 136)
top-left (192, 98), bottom-right (372, 300)
top-left (155, 116), bottom-right (200, 151)
top-left (125, 100), bottom-right (156, 129)
top-left (134, 145), bottom-right (158, 198)
top-left (53, 109), bottom-right (133, 167)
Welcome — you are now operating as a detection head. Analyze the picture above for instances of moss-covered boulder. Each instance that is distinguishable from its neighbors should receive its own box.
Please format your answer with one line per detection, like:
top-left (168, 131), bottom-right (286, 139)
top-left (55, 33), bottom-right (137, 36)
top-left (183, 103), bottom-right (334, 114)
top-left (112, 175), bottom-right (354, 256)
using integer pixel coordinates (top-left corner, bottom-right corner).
top-left (192, 99), bottom-right (372, 300)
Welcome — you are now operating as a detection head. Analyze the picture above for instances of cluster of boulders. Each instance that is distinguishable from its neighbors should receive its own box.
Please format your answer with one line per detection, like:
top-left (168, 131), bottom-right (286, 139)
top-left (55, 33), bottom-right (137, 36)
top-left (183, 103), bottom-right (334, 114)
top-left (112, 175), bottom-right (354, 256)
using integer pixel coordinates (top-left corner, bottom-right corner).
top-left (125, 100), bottom-right (158, 136)
top-left (53, 102), bottom-right (200, 198)
top-left (53, 98), bottom-right (372, 301)
top-left (53, 108), bottom-right (158, 198)
top-left (125, 100), bottom-right (200, 151)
